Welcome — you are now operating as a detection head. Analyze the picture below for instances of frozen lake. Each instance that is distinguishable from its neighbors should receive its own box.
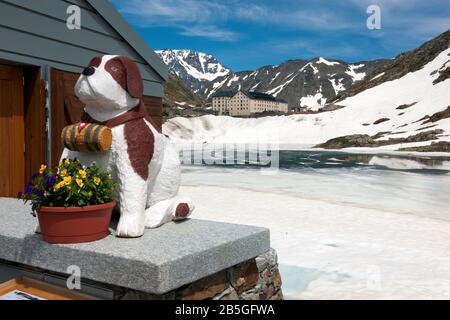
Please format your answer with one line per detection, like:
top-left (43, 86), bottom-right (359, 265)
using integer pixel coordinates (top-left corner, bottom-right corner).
top-left (179, 150), bottom-right (450, 299)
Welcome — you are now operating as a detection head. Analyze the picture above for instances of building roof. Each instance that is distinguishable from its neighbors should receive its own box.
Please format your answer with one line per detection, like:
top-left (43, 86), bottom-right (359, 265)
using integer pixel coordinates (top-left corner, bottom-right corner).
top-left (243, 91), bottom-right (277, 102)
top-left (86, 0), bottom-right (168, 81)
top-left (213, 90), bottom-right (287, 103)
top-left (211, 91), bottom-right (235, 98)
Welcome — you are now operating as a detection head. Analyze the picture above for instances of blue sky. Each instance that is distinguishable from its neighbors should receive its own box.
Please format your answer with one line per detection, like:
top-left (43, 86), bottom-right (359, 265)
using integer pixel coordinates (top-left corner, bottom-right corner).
top-left (110, 0), bottom-right (450, 72)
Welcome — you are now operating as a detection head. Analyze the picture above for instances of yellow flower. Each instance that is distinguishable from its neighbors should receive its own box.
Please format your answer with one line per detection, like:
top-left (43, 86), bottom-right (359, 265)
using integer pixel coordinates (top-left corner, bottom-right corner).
top-left (93, 177), bottom-right (101, 186)
top-left (88, 191), bottom-right (93, 198)
top-left (53, 182), bottom-right (63, 191)
top-left (64, 159), bottom-right (70, 165)
top-left (60, 169), bottom-right (67, 177)
top-left (78, 170), bottom-right (87, 179)
top-left (39, 165), bottom-right (47, 175)
top-left (76, 178), bottom-right (84, 188)
top-left (63, 176), bottom-right (72, 185)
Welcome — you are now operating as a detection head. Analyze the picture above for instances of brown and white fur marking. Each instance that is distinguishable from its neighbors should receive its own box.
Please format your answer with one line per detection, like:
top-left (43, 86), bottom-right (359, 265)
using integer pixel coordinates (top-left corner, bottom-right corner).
top-left (61, 55), bottom-right (194, 238)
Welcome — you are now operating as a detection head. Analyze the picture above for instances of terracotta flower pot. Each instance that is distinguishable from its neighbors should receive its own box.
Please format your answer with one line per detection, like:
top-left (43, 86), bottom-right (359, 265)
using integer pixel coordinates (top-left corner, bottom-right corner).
top-left (37, 202), bottom-right (115, 244)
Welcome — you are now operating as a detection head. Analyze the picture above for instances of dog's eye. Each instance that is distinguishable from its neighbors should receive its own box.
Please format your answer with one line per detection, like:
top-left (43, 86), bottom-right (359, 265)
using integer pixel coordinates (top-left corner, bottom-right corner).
top-left (110, 66), bottom-right (119, 72)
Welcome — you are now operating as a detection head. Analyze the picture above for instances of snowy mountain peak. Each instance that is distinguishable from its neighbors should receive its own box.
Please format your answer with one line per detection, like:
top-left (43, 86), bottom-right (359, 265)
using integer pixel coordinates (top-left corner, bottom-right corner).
top-left (156, 49), bottom-right (231, 91)
top-left (315, 57), bottom-right (341, 66)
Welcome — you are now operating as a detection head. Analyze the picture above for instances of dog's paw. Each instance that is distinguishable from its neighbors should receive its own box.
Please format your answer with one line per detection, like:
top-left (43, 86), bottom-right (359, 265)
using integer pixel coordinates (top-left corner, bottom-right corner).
top-left (116, 216), bottom-right (145, 238)
top-left (173, 200), bottom-right (194, 221)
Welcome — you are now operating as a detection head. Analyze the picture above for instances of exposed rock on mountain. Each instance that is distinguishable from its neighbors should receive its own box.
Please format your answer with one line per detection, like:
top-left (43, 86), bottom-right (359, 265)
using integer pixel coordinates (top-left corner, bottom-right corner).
top-left (156, 48), bottom-right (388, 111)
top-left (156, 49), bottom-right (231, 93)
top-left (163, 75), bottom-right (211, 119)
top-left (315, 130), bottom-right (444, 149)
top-left (201, 57), bottom-right (387, 110)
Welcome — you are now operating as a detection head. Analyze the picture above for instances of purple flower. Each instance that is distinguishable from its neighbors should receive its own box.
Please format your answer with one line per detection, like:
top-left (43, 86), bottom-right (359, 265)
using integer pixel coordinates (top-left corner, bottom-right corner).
top-left (31, 173), bottom-right (39, 179)
top-left (45, 175), bottom-right (57, 189)
top-left (17, 191), bottom-right (23, 199)
top-left (35, 189), bottom-right (44, 198)
top-left (25, 184), bottom-right (33, 195)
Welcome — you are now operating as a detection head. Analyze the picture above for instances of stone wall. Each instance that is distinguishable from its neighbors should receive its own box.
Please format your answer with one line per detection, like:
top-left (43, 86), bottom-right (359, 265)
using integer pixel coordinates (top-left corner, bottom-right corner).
top-left (0, 248), bottom-right (283, 300)
top-left (115, 248), bottom-right (283, 300)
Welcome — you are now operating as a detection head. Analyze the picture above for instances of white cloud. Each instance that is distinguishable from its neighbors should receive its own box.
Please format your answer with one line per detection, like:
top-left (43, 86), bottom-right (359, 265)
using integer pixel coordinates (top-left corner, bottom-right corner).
top-left (180, 25), bottom-right (238, 41)
top-left (114, 0), bottom-right (229, 24)
top-left (111, 0), bottom-right (236, 41)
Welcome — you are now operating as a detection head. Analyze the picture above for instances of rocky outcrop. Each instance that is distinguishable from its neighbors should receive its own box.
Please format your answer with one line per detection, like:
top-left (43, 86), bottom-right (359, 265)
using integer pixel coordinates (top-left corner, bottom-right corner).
top-left (433, 67), bottom-right (450, 85)
top-left (422, 106), bottom-right (450, 124)
top-left (315, 134), bottom-right (377, 149)
top-left (399, 141), bottom-right (450, 152)
top-left (315, 129), bottom-right (444, 149)
top-left (373, 118), bottom-right (390, 125)
top-left (396, 102), bottom-right (417, 110)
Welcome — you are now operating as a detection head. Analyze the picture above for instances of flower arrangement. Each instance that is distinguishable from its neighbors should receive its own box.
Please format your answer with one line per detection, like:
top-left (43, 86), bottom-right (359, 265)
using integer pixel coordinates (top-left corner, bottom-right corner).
top-left (18, 159), bottom-right (116, 214)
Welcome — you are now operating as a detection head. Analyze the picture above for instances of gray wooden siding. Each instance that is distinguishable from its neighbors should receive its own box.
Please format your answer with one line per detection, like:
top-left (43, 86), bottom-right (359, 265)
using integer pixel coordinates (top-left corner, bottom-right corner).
top-left (0, 0), bottom-right (165, 97)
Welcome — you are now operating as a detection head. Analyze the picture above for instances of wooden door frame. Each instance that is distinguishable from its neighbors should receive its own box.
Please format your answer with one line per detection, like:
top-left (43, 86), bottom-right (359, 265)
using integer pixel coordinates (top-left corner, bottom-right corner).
top-left (23, 66), bottom-right (46, 180)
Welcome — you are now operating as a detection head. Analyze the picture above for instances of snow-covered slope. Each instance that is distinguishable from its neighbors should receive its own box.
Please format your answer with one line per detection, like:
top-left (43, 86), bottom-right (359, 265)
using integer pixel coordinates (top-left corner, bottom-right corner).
top-left (164, 45), bottom-right (450, 151)
top-left (156, 49), bottom-right (231, 93)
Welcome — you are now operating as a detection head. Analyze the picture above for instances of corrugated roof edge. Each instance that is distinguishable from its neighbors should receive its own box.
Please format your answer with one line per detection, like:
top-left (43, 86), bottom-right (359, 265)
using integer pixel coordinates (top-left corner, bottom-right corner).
top-left (86, 0), bottom-right (168, 82)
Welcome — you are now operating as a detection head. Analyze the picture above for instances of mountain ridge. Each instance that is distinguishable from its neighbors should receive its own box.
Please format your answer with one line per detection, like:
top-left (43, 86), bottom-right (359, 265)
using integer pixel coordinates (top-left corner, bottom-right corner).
top-left (157, 49), bottom-right (388, 110)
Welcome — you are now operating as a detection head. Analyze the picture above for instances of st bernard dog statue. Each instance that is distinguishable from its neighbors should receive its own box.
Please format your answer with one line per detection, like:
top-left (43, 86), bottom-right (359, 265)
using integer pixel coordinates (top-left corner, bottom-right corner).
top-left (61, 55), bottom-right (194, 238)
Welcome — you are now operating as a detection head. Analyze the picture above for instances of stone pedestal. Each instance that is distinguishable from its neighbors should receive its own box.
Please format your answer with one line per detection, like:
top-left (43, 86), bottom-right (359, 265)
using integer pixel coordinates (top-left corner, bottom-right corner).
top-left (0, 198), bottom-right (283, 300)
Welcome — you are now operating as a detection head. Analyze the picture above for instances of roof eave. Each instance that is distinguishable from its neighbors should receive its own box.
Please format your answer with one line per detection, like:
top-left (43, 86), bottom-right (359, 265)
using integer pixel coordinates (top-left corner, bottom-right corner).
top-left (86, 0), bottom-right (168, 82)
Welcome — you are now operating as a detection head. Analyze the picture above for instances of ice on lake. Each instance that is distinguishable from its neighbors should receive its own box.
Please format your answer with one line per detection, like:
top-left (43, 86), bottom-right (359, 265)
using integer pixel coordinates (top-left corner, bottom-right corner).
top-left (179, 150), bottom-right (450, 299)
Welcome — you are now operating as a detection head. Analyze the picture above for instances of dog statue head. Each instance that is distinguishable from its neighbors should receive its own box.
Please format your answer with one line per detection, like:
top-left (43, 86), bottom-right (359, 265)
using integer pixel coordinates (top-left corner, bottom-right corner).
top-left (75, 55), bottom-right (144, 121)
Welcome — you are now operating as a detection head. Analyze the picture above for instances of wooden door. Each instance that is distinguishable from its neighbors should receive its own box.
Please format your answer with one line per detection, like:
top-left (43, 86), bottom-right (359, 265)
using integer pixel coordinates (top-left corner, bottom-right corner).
top-left (51, 69), bottom-right (84, 168)
top-left (0, 64), bottom-right (24, 197)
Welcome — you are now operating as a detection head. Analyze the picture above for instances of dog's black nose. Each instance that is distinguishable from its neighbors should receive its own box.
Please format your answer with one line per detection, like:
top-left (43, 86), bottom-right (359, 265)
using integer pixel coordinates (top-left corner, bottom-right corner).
top-left (82, 67), bottom-right (95, 76)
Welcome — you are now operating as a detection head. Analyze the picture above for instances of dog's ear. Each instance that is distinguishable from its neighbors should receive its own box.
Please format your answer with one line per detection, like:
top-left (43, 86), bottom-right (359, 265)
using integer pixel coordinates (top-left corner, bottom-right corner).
top-left (88, 55), bottom-right (104, 68)
top-left (117, 56), bottom-right (143, 99)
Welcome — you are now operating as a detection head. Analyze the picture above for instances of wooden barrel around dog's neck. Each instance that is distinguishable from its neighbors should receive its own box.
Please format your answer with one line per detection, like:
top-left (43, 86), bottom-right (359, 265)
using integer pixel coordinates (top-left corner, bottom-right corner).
top-left (61, 123), bottom-right (112, 152)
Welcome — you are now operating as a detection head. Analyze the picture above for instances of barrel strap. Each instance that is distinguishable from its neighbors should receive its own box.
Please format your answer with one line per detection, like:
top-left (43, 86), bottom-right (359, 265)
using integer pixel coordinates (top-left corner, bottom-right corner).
top-left (69, 125), bottom-right (78, 151)
top-left (62, 126), bottom-right (71, 149)
top-left (92, 125), bottom-right (103, 151)
top-left (80, 101), bottom-right (145, 128)
top-left (79, 101), bottom-right (162, 133)
top-left (83, 124), bottom-right (97, 152)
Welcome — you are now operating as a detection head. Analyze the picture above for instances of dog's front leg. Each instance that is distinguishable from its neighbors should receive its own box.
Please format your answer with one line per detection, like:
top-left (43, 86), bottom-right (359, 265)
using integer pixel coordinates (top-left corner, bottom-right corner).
top-left (115, 155), bottom-right (147, 238)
